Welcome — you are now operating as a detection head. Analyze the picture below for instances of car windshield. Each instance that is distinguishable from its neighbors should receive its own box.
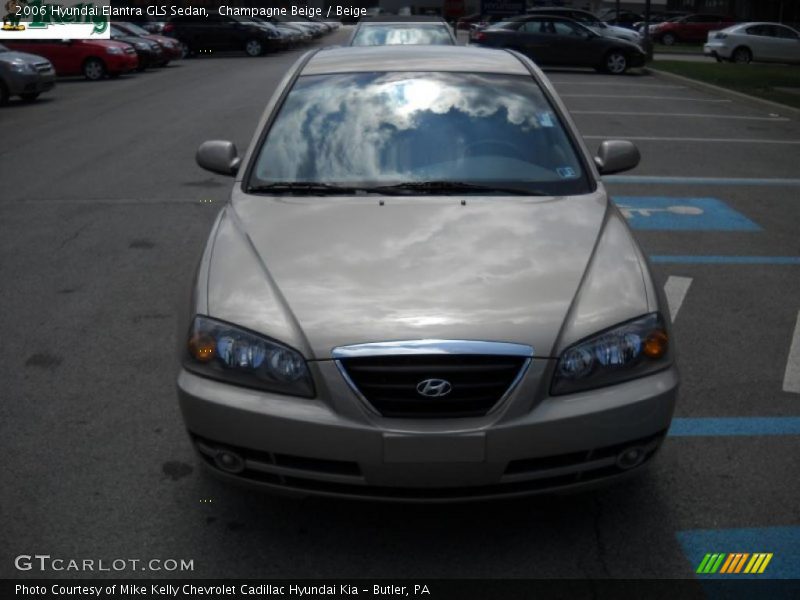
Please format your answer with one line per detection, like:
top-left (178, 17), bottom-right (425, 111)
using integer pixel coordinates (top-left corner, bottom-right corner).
top-left (351, 24), bottom-right (453, 46)
top-left (250, 71), bottom-right (590, 195)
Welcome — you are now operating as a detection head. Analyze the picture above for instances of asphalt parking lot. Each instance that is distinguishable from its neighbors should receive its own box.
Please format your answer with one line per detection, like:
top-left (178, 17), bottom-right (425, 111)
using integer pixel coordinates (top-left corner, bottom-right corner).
top-left (2, 26), bottom-right (799, 580)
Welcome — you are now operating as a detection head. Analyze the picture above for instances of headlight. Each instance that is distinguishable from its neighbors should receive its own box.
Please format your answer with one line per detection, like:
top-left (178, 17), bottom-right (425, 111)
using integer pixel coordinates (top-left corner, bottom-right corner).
top-left (10, 61), bottom-right (36, 73)
top-left (183, 315), bottom-right (314, 397)
top-left (106, 46), bottom-right (122, 54)
top-left (551, 313), bottom-right (670, 395)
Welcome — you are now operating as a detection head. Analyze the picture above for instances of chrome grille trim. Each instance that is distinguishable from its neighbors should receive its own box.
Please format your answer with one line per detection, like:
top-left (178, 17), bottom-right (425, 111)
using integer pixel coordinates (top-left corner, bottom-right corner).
top-left (331, 339), bottom-right (534, 359)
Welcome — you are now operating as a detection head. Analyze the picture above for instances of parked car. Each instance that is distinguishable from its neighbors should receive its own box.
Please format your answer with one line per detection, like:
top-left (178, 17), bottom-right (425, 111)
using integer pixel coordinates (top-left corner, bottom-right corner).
top-left (2, 39), bottom-right (138, 80)
top-left (472, 16), bottom-right (647, 74)
top-left (0, 43), bottom-right (55, 104)
top-left (598, 10), bottom-right (643, 29)
top-left (704, 22), bottom-right (800, 64)
top-left (110, 25), bottom-right (166, 70)
top-left (113, 21), bottom-right (182, 63)
top-left (456, 12), bottom-right (482, 30)
top-left (350, 16), bottom-right (457, 46)
top-left (632, 12), bottom-right (690, 33)
top-left (165, 13), bottom-right (282, 57)
top-left (651, 13), bottom-right (736, 45)
top-left (182, 44), bottom-right (677, 501)
top-left (526, 7), bottom-right (642, 46)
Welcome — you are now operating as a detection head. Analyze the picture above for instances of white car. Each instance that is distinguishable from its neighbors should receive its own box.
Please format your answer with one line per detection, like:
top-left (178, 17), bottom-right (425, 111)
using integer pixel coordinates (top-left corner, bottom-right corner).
top-left (704, 22), bottom-right (800, 64)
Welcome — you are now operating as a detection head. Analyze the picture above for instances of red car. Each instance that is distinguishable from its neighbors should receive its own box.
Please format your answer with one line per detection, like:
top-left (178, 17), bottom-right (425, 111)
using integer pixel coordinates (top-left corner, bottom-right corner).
top-left (113, 21), bottom-right (182, 63)
top-left (2, 39), bottom-right (138, 80)
top-left (652, 13), bottom-right (736, 45)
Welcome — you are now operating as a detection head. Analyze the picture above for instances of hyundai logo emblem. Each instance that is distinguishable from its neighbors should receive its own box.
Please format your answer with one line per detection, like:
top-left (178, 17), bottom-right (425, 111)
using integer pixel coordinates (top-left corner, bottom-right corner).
top-left (416, 378), bottom-right (453, 398)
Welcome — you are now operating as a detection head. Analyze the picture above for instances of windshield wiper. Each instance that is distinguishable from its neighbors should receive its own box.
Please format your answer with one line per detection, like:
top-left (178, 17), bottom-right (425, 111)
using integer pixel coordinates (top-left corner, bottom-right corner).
top-left (370, 181), bottom-right (549, 196)
top-left (247, 181), bottom-right (551, 197)
top-left (247, 182), bottom-right (372, 195)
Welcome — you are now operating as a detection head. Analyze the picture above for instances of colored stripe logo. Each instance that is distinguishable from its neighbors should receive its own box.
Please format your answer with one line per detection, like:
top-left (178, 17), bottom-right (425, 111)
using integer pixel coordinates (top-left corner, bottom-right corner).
top-left (696, 553), bottom-right (773, 574)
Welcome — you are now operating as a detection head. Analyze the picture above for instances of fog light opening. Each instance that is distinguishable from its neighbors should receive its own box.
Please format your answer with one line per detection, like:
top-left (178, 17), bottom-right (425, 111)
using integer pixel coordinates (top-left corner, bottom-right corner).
top-left (616, 446), bottom-right (647, 470)
top-left (214, 449), bottom-right (245, 474)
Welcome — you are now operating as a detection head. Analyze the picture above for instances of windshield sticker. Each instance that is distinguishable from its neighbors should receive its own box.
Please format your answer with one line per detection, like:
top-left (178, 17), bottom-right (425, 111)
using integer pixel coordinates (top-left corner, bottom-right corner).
top-left (538, 112), bottom-right (554, 128)
top-left (556, 167), bottom-right (577, 179)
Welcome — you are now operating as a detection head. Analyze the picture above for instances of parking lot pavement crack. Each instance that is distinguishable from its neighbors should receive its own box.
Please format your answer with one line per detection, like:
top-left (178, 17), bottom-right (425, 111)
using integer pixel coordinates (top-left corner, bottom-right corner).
top-left (58, 222), bottom-right (89, 250)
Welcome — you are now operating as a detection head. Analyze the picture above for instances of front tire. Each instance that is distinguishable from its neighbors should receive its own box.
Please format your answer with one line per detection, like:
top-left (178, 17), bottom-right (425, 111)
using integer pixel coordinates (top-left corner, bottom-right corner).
top-left (244, 38), bottom-right (264, 57)
top-left (604, 51), bottom-right (628, 74)
top-left (0, 80), bottom-right (9, 105)
top-left (82, 57), bottom-right (106, 81)
top-left (732, 46), bottom-right (752, 64)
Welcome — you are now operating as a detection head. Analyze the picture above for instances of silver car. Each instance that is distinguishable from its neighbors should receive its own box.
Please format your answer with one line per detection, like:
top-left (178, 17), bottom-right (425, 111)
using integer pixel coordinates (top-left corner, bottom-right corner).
top-left (0, 43), bottom-right (55, 104)
top-left (349, 17), bottom-right (457, 46)
top-left (179, 45), bottom-right (678, 501)
top-left (704, 22), bottom-right (800, 64)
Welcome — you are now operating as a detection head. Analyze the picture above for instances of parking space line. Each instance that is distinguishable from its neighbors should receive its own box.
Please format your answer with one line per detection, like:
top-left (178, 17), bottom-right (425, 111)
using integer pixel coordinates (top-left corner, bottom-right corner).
top-left (573, 111), bottom-right (788, 122)
top-left (561, 94), bottom-right (731, 102)
top-left (651, 256), bottom-right (800, 265)
top-left (669, 418), bottom-right (800, 436)
top-left (664, 276), bottom-right (693, 323)
top-left (784, 311), bottom-right (800, 394)
top-left (585, 136), bottom-right (800, 145)
top-left (605, 176), bottom-right (800, 187)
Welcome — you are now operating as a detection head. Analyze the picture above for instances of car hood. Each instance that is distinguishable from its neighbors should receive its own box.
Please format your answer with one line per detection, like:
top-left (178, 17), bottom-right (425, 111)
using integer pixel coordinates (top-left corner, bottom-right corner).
top-left (0, 50), bottom-right (50, 64)
top-left (596, 24), bottom-right (640, 40)
top-left (206, 191), bottom-right (633, 360)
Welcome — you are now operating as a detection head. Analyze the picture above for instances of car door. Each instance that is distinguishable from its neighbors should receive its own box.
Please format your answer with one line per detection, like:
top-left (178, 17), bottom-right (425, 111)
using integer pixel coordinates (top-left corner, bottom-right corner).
top-left (516, 19), bottom-right (559, 65)
top-left (683, 15), bottom-right (712, 42)
top-left (549, 20), bottom-right (597, 66)
top-left (770, 24), bottom-right (800, 63)
top-left (741, 25), bottom-right (774, 60)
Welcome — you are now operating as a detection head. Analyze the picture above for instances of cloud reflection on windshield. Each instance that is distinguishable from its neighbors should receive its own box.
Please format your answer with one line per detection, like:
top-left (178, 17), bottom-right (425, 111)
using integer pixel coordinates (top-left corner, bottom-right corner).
top-left (254, 72), bottom-right (582, 186)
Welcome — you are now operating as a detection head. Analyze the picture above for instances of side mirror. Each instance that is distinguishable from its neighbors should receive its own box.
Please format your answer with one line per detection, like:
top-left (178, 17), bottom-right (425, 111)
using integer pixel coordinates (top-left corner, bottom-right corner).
top-left (594, 140), bottom-right (640, 175)
top-left (196, 140), bottom-right (240, 176)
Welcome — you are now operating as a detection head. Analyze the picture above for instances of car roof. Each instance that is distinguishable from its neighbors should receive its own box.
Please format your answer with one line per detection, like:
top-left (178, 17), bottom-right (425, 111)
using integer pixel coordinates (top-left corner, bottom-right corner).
top-left (304, 45), bottom-right (530, 76)
top-left (507, 15), bottom-right (583, 22)
top-left (361, 15), bottom-right (447, 23)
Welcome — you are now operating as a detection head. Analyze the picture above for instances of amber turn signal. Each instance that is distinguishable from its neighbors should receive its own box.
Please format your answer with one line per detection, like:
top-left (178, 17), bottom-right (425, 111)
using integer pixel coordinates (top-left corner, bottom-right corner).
top-left (643, 330), bottom-right (668, 359)
top-left (189, 334), bottom-right (216, 362)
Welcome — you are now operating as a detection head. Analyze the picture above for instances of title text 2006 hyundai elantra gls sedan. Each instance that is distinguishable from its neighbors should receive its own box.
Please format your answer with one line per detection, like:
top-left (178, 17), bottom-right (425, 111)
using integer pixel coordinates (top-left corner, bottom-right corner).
top-left (178, 45), bottom-right (678, 501)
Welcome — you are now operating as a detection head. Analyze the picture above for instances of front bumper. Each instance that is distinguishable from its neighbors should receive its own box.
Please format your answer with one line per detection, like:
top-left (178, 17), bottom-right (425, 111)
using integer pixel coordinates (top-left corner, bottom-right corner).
top-left (629, 52), bottom-right (648, 68)
top-left (177, 360), bottom-right (678, 502)
top-left (107, 53), bottom-right (139, 74)
top-left (5, 70), bottom-right (55, 95)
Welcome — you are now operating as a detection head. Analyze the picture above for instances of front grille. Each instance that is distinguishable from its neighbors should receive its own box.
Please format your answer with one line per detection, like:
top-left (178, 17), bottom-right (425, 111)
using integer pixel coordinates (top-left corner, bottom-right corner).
top-left (339, 354), bottom-right (527, 418)
top-left (34, 62), bottom-right (51, 73)
top-left (125, 47), bottom-right (136, 54)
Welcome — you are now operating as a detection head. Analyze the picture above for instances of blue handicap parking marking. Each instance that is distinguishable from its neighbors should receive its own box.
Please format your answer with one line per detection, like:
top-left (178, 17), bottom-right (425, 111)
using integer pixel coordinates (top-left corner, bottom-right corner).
top-left (668, 417), bottom-right (800, 437)
top-left (612, 197), bottom-right (760, 231)
top-left (677, 527), bottom-right (800, 579)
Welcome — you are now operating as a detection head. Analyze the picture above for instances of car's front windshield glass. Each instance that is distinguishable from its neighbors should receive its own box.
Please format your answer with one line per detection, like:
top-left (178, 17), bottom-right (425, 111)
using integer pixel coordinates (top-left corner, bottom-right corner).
top-left (250, 71), bottom-right (590, 195)
top-left (352, 25), bottom-right (453, 46)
